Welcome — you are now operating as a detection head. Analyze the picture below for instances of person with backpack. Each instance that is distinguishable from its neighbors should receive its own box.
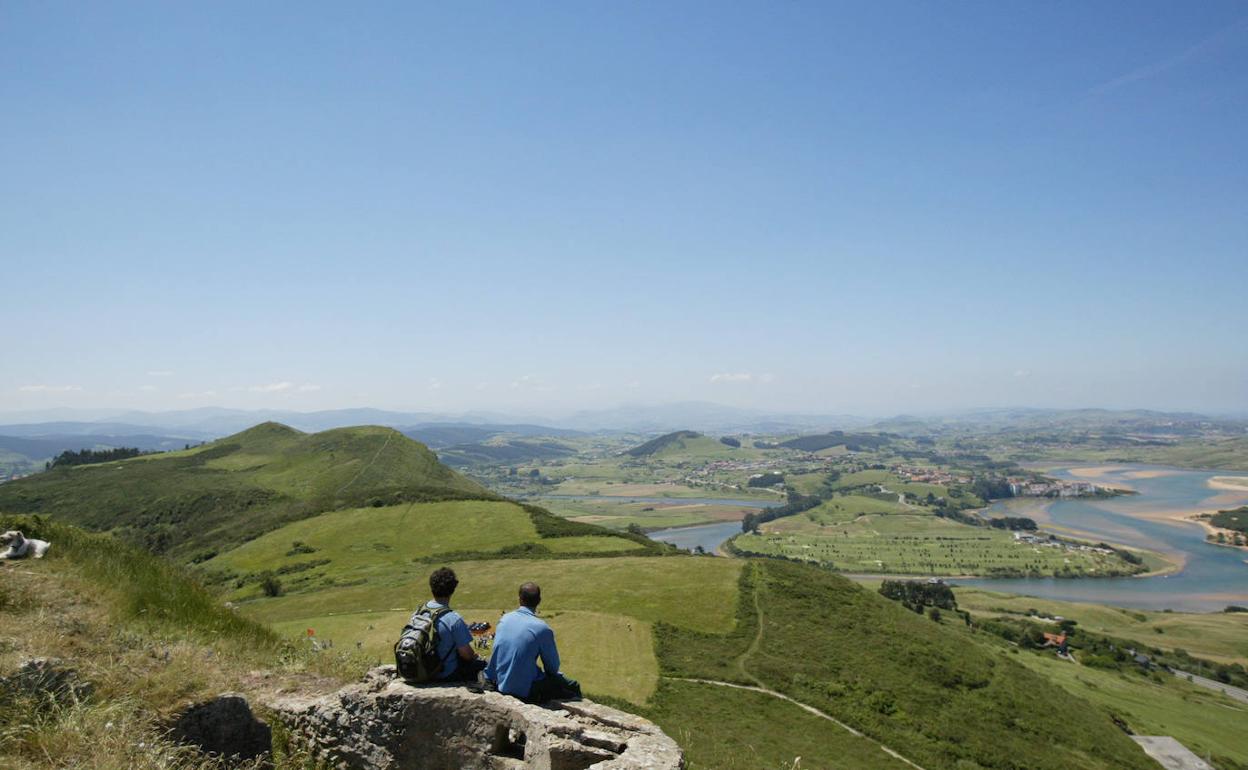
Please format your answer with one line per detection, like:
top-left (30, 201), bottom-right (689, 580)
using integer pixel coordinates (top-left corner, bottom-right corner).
top-left (394, 567), bottom-right (485, 684)
top-left (484, 582), bottom-right (581, 702)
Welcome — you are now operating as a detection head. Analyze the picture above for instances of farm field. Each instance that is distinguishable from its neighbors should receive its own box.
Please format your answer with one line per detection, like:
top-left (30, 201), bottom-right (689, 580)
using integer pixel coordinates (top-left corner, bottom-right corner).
top-left (952, 587), bottom-right (1248, 665)
top-left (538, 496), bottom-right (752, 531)
top-left (642, 680), bottom-right (914, 770)
top-left (206, 499), bottom-right (648, 601)
top-left (240, 555), bottom-right (743, 704)
top-left (1012, 651), bottom-right (1248, 767)
top-left (733, 495), bottom-right (1146, 576)
top-left (656, 560), bottom-right (1156, 770)
top-left (1000, 437), bottom-right (1248, 473)
top-left (271, 608), bottom-right (659, 704)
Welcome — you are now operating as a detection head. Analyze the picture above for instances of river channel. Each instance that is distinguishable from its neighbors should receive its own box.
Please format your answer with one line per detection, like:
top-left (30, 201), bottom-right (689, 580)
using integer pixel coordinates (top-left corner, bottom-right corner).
top-left (951, 464), bottom-right (1248, 612)
top-left (644, 464), bottom-right (1248, 612)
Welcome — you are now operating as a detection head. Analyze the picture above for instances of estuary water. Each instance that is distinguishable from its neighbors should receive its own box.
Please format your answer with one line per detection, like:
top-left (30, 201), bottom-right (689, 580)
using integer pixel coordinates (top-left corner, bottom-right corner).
top-left (648, 520), bottom-right (748, 552)
top-left (536, 494), bottom-right (778, 554)
top-left (952, 464), bottom-right (1248, 612)
top-left (538, 495), bottom-right (781, 508)
top-left (644, 464), bottom-right (1248, 611)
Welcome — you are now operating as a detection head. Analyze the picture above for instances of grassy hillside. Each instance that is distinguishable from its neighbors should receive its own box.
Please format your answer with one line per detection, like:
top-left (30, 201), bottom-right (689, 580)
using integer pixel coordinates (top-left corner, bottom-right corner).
top-left (733, 495), bottom-right (1148, 577)
top-left (1005, 436), bottom-right (1248, 472)
top-left (0, 423), bottom-right (492, 558)
top-left (952, 587), bottom-right (1248, 665)
top-left (4, 423), bottom-right (1232, 769)
top-left (780, 431), bottom-right (892, 452)
top-left (625, 430), bottom-right (706, 457)
top-left (0, 515), bottom-right (359, 769)
top-left (205, 499), bottom-right (653, 600)
top-left (655, 560), bottom-right (1155, 770)
top-left (3, 512), bottom-right (1224, 770)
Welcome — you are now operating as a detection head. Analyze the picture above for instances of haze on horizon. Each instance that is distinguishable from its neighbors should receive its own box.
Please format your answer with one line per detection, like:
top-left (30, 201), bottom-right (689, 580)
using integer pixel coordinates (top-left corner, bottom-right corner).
top-left (3, 3), bottom-right (1246, 418)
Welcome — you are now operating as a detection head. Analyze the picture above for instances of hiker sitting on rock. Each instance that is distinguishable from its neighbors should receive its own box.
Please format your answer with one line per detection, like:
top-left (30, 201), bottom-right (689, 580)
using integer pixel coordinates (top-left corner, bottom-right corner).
top-left (485, 582), bottom-right (581, 702)
top-left (395, 567), bottom-right (486, 684)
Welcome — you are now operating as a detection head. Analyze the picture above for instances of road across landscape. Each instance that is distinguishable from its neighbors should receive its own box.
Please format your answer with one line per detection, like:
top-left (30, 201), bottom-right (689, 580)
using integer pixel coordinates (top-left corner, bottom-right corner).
top-left (1172, 670), bottom-right (1248, 705)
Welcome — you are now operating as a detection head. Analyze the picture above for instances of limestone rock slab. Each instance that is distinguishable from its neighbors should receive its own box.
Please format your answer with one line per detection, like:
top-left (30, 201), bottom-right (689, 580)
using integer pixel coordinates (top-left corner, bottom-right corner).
top-left (268, 666), bottom-right (683, 770)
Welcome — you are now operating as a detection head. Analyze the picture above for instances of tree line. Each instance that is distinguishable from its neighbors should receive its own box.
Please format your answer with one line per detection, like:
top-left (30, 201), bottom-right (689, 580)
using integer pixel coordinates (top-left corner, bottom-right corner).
top-left (741, 492), bottom-right (821, 533)
top-left (48, 446), bottom-right (144, 469)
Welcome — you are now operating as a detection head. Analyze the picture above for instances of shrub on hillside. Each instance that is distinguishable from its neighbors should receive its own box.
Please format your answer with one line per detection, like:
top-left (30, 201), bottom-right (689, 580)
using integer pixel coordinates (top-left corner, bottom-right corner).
top-left (261, 576), bottom-right (284, 597)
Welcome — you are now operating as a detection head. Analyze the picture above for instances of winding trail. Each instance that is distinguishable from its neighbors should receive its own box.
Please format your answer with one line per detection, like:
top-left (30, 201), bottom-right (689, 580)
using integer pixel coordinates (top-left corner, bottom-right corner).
top-left (662, 677), bottom-right (926, 770)
top-left (335, 430), bottom-right (394, 496)
top-left (733, 565), bottom-right (767, 688)
top-left (673, 563), bottom-right (928, 770)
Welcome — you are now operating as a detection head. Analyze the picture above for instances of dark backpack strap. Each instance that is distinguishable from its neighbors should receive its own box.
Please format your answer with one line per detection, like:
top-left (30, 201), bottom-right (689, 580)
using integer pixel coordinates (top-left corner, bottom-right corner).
top-left (427, 606), bottom-right (457, 673)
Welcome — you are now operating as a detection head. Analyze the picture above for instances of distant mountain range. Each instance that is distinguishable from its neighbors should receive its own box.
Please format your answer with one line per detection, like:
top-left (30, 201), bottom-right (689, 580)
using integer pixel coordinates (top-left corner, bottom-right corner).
top-left (1, 404), bottom-right (1240, 476)
top-left (0, 402), bottom-right (870, 436)
top-left (0, 421), bottom-right (490, 556)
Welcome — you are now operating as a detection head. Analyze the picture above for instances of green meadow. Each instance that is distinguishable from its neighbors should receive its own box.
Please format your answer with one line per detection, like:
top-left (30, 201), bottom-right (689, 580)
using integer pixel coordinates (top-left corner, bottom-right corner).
top-left (733, 494), bottom-right (1145, 576)
top-left (0, 422), bottom-right (490, 558)
top-left (953, 587), bottom-right (1248, 665)
top-left (6, 421), bottom-right (1239, 769)
top-left (209, 499), bottom-right (645, 589)
top-left (644, 680), bottom-right (914, 770)
top-left (655, 560), bottom-right (1155, 770)
top-left (1013, 651), bottom-right (1248, 767)
top-left (539, 496), bottom-right (751, 531)
top-left (270, 608), bottom-right (660, 704)
top-left (242, 555), bottom-right (742, 703)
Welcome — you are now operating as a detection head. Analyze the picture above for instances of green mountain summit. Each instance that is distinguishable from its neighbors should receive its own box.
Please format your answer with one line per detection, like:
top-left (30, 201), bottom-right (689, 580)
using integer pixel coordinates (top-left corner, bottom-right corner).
top-left (0, 422), bottom-right (491, 558)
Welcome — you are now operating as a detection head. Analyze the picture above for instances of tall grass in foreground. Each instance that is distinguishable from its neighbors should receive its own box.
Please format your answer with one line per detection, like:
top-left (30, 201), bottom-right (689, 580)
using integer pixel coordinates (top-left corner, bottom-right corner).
top-left (0, 515), bottom-right (276, 649)
top-left (0, 514), bottom-right (362, 769)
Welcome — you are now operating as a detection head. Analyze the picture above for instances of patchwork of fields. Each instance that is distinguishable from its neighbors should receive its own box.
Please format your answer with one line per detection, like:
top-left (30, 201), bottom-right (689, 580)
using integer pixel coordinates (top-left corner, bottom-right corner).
top-left (733, 495), bottom-right (1145, 576)
top-left (539, 497), bottom-right (756, 531)
top-left (242, 555), bottom-right (743, 703)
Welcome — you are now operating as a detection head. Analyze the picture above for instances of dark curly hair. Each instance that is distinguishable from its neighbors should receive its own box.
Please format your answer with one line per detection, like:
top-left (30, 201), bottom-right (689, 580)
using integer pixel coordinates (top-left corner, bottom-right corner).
top-left (429, 567), bottom-right (459, 599)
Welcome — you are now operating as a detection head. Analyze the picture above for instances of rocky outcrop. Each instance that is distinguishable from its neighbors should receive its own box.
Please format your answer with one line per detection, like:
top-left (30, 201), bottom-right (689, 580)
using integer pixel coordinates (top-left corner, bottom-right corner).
top-left (267, 666), bottom-right (684, 770)
top-left (0, 657), bottom-right (93, 704)
top-left (169, 693), bottom-right (273, 764)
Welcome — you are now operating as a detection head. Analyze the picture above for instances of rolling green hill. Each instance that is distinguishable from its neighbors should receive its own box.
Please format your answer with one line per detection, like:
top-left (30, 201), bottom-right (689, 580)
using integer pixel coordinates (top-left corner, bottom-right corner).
top-left (625, 430), bottom-right (705, 457)
top-left (654, 560), bottom-right (1157, 770)
top-left (0, 515), bottom-right (335, 769)
top-left (780, 431), bottom-right (893, 452)
top-left (0, 422), bottom-right (493, 558)
top-left (2, 422), bottom-right (1228, 769)
top-left (624, 430), bottom-right (766, 462)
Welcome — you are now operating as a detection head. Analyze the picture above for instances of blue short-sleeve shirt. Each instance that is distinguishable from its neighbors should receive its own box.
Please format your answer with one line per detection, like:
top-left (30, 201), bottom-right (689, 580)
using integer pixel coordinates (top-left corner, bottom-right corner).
top-left (424, 600), bottom-right (472, 680)
top-left (484, 606), bottom-right (561, 698)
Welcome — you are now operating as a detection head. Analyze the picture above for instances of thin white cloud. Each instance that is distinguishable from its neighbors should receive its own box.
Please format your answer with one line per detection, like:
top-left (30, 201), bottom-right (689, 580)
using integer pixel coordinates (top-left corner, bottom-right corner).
top-left (1090, 17), bottom-right (1248, 95)
top-left (146, 370), bottom-right (175, 377)
top-left (248, 381), bottom-right (295, 393)
top-left (427, 378), bottom-right (443, 391)
top-left (710, 372), bottom-right (773, 384)
top-left (18, 384), bottom-right (82, 393)
top-left (138, 384), bottom-right (159, 392)
top-left (1013, 369), bottom-right (1030, 379)
top-left (297, 383), bottom-right (322, 392)
top-left (177, 390), bottom-right (217, 399)
top-left (509, 374), bottom-right (553, 393)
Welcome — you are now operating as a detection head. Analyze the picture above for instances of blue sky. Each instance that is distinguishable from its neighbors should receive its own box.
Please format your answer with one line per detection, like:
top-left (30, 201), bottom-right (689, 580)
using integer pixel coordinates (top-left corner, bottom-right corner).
top-left (2, 2), bottom-right (1245, 416)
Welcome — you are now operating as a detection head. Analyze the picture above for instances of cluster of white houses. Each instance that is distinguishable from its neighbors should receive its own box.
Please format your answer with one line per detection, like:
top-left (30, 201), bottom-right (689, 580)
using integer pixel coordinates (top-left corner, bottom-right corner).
top-left (1012, 531), bottom-right (1115, 555)
top-left (894, 465), bottom-right (971, 485)
top-left (1007, 478), bottom-right (1101, 498)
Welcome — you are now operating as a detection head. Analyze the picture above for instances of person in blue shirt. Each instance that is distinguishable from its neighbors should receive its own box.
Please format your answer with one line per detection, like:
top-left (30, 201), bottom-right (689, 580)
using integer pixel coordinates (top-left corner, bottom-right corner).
top-left (421, 567), bottom-right (486, 683)
top-left (485, 582), bottom-right (581, 702)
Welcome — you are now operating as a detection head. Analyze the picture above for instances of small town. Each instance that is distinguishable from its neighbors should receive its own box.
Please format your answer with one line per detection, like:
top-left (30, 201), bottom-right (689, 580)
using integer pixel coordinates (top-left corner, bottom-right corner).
top-left (1007, 478), bottom-right (1104, 498)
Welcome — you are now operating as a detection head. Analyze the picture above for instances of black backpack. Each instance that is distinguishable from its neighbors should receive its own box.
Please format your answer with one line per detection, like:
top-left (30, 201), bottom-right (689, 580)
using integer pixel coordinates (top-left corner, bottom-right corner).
top-left (394, 606), bottom-right (452, 683)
